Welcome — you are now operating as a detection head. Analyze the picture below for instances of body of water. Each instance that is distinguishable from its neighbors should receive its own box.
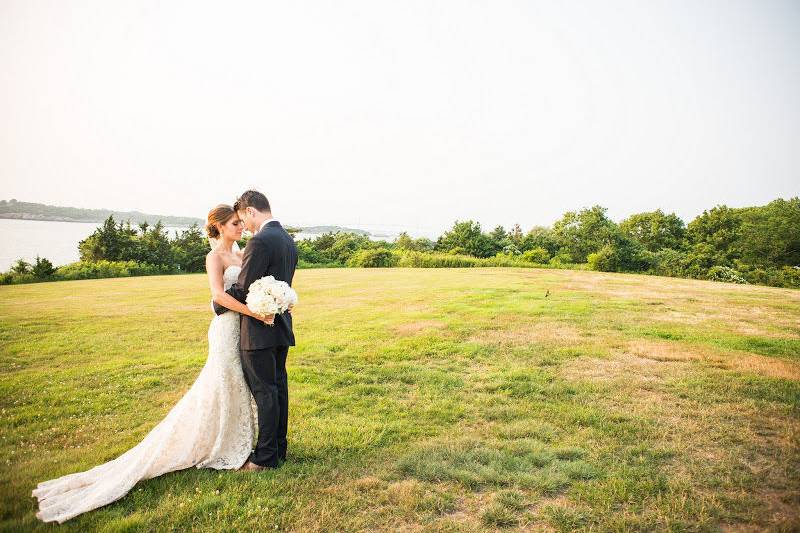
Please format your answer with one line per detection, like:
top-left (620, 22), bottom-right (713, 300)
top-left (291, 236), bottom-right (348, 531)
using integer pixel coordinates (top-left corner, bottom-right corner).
top-left (0, 219), bottom-right (400, 271)
top-left (0, 219), bottom-right (187, 271)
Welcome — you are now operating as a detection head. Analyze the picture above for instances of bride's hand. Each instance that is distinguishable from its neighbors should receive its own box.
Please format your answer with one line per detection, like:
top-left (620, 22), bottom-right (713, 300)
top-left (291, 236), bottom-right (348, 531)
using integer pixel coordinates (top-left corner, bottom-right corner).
top-left (247, 310), bottom-right (274, 326)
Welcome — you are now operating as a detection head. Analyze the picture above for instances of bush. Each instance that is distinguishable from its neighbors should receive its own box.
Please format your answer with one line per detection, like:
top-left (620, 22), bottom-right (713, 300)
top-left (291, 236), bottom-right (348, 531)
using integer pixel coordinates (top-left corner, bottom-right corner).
top-left (0, 272), bottom-right (35, 285)
top-left (781, 266), bottom-right (800, 288)
top-left (522, 247), bottom-right (550, 263)
top-left (297, 259), bottom-right (344, 269)
top-left (435, 220), bottom-right (498, 258)
top-left (482, 255), bottom-right (533, 267)
top-left (10, 258), bottom-right (31, 275)
top-left (347, 248), bottom-right (399, 268)
top-left (549, 251), bottom-right (573, 266)
top-left (587, 235), bottom-right (648, 273)
top-left (644, 248), bottom-right (686, 278)
top-left (336, 234), bottom-right (375, 264)
top-left (706, 266), bottom-right (748, 284)
top-left (0, 257), bottom-right (53, 284)
top-left (736, 264), bottom-right (800, 288)
top-left (171, 224), bottom-right (208, 272)
top-left (297, 240), bottom-right (333, 265)
top-left (681, 243), bottom-right (720, 279)
top-left (32, 256), bottom-right (56, 279)
top-left (587, 246), bottom-right (613, 272)
top-left (398, 251), bottom-right (481, 268)
top-left (55, 260), bottom-right (176, 281)
top-left (396, 251), bottom-right (549, 269)
top-left (551, 206), bottom-right (617, 263)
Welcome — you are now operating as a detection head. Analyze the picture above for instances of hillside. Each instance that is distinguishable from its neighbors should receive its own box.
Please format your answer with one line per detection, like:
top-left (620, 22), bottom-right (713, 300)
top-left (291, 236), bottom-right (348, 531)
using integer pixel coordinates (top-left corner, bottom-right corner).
top-left (0, 199), bottom-right (204, 227)
top-left (1, 268), bottom-right (798, 531)
top-left (0, 200), bottom-right (387, 237)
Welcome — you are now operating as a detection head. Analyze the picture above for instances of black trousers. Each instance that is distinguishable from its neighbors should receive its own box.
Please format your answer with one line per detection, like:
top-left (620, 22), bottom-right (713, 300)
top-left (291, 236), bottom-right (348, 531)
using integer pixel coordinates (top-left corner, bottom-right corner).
top-left (239, 346), bottom-right (289, 467)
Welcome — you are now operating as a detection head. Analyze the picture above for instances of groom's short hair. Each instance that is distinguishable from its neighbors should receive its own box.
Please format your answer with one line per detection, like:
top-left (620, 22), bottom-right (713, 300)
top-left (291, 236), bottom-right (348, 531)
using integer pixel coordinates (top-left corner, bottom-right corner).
top-left (234, 190), bottom-right (271, 213)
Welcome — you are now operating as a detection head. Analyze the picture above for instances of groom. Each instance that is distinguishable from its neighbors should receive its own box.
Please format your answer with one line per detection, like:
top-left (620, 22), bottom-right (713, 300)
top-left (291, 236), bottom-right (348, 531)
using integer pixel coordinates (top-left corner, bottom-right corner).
top-left (213, 190), bottom-right (298, 471)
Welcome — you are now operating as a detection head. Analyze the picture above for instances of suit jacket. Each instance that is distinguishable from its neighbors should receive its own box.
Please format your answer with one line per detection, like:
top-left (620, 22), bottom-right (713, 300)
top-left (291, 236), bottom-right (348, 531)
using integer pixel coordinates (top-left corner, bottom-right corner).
top-left (213, 220), bottom-right (298, 350)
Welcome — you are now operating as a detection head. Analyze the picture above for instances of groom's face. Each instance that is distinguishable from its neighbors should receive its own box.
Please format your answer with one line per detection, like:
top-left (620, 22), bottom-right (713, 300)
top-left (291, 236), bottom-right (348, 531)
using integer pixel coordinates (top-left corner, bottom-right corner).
top-left (237, 208), bottom-right (256, 234)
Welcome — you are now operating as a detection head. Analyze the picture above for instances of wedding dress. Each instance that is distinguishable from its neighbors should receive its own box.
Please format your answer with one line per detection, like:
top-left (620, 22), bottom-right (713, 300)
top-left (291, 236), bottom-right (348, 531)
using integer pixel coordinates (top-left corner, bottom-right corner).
top-left (32, 265), bottom-right (254, 523)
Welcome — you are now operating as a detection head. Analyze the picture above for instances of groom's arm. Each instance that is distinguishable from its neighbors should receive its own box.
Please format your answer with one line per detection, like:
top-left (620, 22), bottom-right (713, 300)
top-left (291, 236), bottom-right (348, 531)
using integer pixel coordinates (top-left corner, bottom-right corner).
top-left (213, 238), bottom-right (269, 315)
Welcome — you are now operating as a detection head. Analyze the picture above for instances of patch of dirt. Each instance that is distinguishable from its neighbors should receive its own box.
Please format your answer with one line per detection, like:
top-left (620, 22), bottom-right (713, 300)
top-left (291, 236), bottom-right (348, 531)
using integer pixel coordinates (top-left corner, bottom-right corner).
top-left (560, 351), bottom-right (682, 385)
top-left (625, 339), bottom-right (800, 381)
top-left (654, 308), bottom-right (800, 339)
top-left (551, 269), bottom-right (800, 316)
top-left (352, 476), bottom-right (385, 491)
top-left (392, 320), bottom-right (447, 336)
top-left (561, 338), bottom-right (800, 383)
top-left (467, 322), bottom-right (584, 346)
top-left (562, 343), bottom-right (800, 532)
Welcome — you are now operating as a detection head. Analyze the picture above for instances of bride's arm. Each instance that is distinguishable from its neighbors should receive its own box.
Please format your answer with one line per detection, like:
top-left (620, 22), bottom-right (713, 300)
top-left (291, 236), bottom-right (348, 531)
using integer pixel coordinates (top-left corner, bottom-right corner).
top-left (206, 254), bottom-right (272, 323)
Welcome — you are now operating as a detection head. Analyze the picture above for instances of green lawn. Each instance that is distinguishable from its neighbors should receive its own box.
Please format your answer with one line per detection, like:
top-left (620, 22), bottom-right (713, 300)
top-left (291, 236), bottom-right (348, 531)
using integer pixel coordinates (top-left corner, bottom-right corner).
top-left (1, 268), bottom-right (799, 531)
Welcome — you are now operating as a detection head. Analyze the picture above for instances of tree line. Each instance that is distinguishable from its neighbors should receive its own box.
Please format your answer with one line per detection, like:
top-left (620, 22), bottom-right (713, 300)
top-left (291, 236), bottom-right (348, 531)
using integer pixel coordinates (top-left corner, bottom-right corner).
top-left (2, 197), bottom-right (798, 288)
top-left (1, 218), bottom-right (210, 284)
top-left (297, 197), bottom-right (800, 288)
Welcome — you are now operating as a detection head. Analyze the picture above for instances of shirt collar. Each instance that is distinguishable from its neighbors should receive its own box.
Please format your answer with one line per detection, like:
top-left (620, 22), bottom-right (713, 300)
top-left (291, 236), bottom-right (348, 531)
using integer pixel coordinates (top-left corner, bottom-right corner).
top-left (259, 218), bottom-right (278, 232)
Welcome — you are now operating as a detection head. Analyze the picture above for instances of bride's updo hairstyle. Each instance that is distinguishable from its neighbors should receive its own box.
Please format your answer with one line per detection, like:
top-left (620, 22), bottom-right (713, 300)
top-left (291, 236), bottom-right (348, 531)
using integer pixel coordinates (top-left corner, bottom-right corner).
top-left (205, 204), bottom-right (236, 239)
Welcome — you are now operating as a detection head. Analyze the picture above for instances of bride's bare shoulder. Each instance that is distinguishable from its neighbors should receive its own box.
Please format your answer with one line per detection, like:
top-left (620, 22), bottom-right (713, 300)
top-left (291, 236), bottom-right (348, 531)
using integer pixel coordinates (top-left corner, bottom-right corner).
top-left (205, 250), bottom-right (225, 271)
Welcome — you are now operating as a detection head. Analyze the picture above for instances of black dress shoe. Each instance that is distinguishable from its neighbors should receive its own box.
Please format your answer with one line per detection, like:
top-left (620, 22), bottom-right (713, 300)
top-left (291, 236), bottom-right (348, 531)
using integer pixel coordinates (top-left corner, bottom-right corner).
top-left (239, 460), bottom-right (269, 472)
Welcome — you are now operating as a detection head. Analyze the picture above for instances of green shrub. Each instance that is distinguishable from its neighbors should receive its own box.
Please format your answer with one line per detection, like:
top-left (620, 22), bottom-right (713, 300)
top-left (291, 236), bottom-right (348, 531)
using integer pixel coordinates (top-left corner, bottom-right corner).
top-left (587, 246), bottom-right (613, 272)
top-left (645, 248), bottom-right (686, 278)
top-left (736, 264), bottom-right (800, 288)
top-left (347, 248), bottom-right (399, 268)
top-left (297, 259), bottom-right (344, 269)
top-left (0, 272), bottom-right (35, 285)
top-left (396, 251), bottom-right (548, 269)
top-left (398, 251), bottom-right (481, 268)
top-left (587, 236), bottom-right (648, 273)
top-left (297, 240), bottom-right (335, 265)
top-left (522, 247), bottom-right (550, 263)
top-left (32, 256), bottom-right (56, 279)
top-left (10, 258), bottom-right (31, 275)
top-left (704, 265), bottom-right (747, 284)
top-left (549, 251), bottom-right (573, 266)
top-left (55, 260), bottom-right (175, 281)
top-left (483, 255), bottom-right (530, 267)
top-left (781, 266), bottom-right (800, 288)
top-left (435, 220), bottom-right (498, 258)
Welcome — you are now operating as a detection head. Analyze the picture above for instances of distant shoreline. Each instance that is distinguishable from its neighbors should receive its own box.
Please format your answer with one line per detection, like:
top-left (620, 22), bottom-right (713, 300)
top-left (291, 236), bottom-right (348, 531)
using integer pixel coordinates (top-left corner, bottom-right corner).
top-left (0, 213), bottom-right (392, 238)
top-left (0, 213), bottom-right (200, 226)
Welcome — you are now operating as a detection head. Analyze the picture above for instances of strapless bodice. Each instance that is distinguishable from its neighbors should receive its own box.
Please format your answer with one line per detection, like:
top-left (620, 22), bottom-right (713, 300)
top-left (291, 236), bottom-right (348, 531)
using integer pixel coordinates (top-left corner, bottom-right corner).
top-left (223, 265), bottom-right (241, 290)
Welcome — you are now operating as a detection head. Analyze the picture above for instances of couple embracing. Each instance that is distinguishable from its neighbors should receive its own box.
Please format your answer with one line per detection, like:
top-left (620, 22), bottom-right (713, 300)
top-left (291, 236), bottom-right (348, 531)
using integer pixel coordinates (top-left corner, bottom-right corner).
top-left (32, 190), bottom-right (298, 523)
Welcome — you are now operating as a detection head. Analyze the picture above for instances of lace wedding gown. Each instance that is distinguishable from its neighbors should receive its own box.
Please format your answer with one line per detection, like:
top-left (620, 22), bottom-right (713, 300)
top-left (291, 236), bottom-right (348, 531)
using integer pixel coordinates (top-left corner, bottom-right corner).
top-left (32, 266), bottom-right (255, 523)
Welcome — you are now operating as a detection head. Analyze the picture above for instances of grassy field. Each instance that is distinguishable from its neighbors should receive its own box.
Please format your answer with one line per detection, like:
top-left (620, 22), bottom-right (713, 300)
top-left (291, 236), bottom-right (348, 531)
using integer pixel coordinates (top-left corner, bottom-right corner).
top-left (1, 268), bottom-right (799, 532)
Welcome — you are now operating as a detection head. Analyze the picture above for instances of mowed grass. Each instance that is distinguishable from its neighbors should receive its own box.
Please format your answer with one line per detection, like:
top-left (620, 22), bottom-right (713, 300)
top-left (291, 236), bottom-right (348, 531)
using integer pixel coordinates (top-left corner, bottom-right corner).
top-left (1, 268), bottom-right (799, 532)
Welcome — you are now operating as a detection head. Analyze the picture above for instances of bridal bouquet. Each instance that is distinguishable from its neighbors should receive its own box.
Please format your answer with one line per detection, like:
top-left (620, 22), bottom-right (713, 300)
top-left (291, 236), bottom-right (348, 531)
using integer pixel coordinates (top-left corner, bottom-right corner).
top-left (246, 276), bottom-right (298, 321)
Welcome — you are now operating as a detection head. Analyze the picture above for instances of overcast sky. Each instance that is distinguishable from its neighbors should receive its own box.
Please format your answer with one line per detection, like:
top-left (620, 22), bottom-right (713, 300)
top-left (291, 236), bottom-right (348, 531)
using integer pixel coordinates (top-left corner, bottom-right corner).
top-left (1, 0), bottom-right (798, 237)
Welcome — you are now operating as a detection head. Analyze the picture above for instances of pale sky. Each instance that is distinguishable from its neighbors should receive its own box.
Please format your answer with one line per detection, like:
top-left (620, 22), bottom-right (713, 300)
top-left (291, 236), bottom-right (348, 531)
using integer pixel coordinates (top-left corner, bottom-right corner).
top-left (1, 0), bottom-right (798, 237)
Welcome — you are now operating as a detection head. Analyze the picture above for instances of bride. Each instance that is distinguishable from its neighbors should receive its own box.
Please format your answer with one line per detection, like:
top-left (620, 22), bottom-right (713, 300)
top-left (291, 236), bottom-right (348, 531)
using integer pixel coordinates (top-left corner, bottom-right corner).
top-left (32, 204), bottom-right (273, 524)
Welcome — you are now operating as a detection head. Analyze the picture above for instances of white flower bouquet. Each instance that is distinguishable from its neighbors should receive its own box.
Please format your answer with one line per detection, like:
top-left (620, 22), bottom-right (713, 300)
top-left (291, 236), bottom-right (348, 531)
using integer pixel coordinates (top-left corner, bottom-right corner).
top-left (245, 276), bottom-right (298, 324)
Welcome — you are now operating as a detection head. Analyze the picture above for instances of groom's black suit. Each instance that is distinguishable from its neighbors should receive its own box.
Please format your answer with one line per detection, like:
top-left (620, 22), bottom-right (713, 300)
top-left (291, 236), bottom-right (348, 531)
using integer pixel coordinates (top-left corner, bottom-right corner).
top-left (213, 220), bottom-right (298, 467)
